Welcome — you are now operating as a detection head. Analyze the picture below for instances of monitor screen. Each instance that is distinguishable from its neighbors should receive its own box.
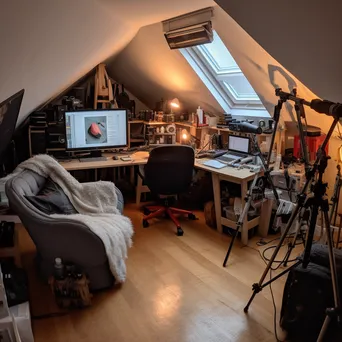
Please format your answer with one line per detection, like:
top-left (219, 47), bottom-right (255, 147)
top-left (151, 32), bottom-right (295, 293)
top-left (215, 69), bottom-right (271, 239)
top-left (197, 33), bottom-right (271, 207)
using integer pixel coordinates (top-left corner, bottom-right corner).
top-left (65, 109), bottom-right (128, 151)
top-left (228, 135), bottom-right (250, 153)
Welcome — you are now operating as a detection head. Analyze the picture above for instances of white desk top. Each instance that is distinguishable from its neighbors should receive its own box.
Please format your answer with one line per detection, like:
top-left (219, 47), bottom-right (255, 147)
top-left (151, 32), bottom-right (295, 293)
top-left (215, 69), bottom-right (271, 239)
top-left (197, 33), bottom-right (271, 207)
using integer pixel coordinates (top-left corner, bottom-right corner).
top-left (59, 152), bottom-right (257, 182)
top-left (60, 152), bottom-right (148, 171)
top-left (195, 159), bottom-right (259, 182)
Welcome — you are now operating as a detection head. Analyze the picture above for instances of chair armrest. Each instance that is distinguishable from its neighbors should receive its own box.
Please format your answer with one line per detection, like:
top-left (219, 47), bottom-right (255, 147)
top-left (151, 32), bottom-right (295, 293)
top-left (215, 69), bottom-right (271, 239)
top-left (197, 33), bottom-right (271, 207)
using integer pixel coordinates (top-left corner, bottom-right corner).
top-left (23, 216), bottom-right (107, 267)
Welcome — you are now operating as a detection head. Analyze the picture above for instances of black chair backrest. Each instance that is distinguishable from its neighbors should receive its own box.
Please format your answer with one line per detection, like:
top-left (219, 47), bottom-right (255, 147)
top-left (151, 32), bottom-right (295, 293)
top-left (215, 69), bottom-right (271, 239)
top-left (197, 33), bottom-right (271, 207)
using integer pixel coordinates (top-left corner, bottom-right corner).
top-left (144, 145), bottom-right (194, 195)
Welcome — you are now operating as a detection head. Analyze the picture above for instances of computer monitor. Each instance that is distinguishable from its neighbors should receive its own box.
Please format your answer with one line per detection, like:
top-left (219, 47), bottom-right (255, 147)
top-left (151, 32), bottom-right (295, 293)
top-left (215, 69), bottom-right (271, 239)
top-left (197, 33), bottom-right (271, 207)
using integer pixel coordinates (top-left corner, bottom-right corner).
top-left (0, 89), bottom-right (24, 163)
top-left (64, 109), bottom-right (128, 155)
top-left (228, 135), bottom-right (250, 154)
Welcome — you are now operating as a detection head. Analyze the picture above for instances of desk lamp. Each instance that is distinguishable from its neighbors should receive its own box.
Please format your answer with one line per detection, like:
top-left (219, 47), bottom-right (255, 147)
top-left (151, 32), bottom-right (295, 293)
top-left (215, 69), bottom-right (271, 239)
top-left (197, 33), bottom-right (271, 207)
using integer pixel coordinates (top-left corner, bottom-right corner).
top-left (181, 129), bottom-right (200, 149)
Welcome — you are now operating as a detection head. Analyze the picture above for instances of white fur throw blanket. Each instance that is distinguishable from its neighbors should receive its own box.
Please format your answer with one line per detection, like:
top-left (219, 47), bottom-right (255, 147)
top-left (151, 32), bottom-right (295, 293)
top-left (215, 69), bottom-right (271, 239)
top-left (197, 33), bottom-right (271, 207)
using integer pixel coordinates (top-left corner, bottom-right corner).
top-left (2, 154), bottom-right (133, 283)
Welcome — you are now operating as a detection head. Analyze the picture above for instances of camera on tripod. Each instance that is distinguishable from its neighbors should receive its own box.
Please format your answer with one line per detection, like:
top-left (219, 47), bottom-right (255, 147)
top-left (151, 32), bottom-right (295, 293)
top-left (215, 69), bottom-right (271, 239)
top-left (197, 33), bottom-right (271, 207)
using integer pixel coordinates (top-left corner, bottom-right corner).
top-left (218, 114), bottom-right (262, 134)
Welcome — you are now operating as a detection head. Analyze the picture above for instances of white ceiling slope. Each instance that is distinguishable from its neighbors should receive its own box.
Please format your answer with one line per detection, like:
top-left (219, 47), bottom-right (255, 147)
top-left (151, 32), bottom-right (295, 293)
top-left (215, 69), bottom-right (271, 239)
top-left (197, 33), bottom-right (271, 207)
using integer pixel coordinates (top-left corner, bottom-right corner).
top-left (214, 0), bottom-right (342, 103)
top-left (0, 0), bottom-right (214, 124)
top-left (109, 5), bottom-right (334, 132)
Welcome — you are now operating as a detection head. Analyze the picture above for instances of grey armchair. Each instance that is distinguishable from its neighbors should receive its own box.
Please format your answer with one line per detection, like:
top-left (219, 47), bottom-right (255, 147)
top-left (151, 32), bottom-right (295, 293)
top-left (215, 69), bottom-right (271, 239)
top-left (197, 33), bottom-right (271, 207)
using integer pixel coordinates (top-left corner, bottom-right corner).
top-left (5, 169), bottom-right (124, 290)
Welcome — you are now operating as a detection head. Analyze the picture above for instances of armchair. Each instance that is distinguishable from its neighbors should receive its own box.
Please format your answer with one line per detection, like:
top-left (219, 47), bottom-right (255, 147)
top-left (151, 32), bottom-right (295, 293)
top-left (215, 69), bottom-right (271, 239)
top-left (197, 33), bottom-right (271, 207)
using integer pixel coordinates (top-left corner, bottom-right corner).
top-left (5, 169), bottom-right (123, 290)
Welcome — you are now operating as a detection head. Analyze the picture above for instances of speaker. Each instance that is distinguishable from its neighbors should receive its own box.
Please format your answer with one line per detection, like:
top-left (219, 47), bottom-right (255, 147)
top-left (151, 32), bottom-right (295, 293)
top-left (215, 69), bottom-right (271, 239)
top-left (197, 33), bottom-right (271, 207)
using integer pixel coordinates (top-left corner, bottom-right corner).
top-left (29, 128), bottom-right (46, 156)
top-left (46, 125), bottom-right (66, 149)
top-left (30, 111), bottom-right (47, 127)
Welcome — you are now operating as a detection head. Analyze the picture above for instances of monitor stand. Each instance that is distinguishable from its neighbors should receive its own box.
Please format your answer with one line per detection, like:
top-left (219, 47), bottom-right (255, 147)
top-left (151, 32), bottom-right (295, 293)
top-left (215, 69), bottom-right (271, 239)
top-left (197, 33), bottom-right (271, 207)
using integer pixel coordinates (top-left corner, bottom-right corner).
top-left (79, 151), bottom-right (107, 162)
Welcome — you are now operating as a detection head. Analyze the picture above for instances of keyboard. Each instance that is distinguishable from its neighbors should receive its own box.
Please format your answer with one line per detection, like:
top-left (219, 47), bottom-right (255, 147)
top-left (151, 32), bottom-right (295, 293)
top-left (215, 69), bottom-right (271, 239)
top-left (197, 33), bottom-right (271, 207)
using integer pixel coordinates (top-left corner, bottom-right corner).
top-left (79, 157), bottom-right (107, 162)
top-left (196, 149), bottom-right (227, 159)
top-left (217, 153), bottom-right (244, 163)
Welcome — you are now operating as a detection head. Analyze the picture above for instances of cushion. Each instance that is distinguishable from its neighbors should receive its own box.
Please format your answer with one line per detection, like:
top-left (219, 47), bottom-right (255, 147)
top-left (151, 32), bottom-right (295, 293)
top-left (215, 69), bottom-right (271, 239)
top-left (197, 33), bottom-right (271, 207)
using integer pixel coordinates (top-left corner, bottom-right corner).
top-left (25, 178), bottom-right (77, 215)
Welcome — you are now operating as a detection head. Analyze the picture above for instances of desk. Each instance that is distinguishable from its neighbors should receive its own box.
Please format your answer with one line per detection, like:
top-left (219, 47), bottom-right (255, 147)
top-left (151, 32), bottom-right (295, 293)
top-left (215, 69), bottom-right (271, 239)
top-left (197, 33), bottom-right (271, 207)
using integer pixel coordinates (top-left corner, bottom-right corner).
top-left (60, 153), bottom-right (266, 245)
top-left (60, 152), bottom-right (148, 171)
top-left (60, 152), bottom-right (148, 183)
top-left (195, 159), bottom-right (265, 245)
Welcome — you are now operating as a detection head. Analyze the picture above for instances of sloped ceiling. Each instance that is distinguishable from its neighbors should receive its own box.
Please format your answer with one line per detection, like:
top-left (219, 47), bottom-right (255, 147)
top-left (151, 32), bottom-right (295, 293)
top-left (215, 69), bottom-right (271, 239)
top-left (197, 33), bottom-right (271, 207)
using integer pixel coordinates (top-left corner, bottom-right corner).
top-left (214, 0), bottom-right (342, 103)
top-left (107, 22), bottom-right (222, 115)
top-left (0, 0), bottom-right (214, 125)
top-left (108, 5), bottom-right (333, 131)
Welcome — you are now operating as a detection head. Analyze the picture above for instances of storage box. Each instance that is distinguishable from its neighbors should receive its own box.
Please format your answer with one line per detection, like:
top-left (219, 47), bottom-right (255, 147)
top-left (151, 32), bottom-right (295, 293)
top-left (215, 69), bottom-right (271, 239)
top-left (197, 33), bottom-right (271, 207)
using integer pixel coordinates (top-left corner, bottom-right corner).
top-left (223, 206), bottom-right (236, 221)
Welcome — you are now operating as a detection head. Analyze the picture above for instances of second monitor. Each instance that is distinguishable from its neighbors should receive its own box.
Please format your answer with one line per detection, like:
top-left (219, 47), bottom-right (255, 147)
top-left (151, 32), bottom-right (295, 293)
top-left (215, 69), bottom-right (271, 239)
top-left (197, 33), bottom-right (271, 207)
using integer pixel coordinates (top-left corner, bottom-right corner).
top-left (65, 109), bottom-right (128, 157)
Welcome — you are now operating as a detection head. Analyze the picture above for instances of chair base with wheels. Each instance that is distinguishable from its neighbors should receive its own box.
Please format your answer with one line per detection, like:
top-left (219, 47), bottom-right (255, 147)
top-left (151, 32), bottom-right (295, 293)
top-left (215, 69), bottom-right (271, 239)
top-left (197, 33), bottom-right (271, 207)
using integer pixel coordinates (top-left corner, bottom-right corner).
top-left (142, 202), bottom-right (197, 236)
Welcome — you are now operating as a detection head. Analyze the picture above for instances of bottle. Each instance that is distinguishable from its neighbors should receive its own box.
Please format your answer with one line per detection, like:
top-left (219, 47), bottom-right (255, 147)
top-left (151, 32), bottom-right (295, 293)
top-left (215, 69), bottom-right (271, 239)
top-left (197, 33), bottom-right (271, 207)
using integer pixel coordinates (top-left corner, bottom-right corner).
top-left (260, 141), bottom-right (268, 154)
top-left (197, 106), bottom-right (203, 124)
top-left (275, 154), bottom-right (282, 171)
top-left (160, 126), bottom-right (165, 133)
top-left (54, 257), bottom-right (65, 280)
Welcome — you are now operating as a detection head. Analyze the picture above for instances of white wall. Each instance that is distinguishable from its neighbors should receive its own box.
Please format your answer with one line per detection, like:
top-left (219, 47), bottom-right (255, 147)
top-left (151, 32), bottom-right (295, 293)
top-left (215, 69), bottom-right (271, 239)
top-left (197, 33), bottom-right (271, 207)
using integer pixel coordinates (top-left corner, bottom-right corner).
top-left (215, 0), bottom-right (342, 103)
top-left (0, 0), bottom-right (214, 125)
top-left (0, 0), bottom-right (138, 125)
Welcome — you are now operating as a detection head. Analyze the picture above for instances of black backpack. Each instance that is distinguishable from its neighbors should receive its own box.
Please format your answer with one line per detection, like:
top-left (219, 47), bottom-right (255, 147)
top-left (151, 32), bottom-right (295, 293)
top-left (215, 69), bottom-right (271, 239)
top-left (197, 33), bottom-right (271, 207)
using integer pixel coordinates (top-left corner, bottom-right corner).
top-left (280, 244), bottom-right (342, 341)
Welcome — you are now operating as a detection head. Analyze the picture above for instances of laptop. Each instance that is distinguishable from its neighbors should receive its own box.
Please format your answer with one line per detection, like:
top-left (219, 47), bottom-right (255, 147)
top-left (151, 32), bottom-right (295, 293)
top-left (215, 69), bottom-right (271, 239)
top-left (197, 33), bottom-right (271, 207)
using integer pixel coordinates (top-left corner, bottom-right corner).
top-left (218, 135), bottom-right (250, 163)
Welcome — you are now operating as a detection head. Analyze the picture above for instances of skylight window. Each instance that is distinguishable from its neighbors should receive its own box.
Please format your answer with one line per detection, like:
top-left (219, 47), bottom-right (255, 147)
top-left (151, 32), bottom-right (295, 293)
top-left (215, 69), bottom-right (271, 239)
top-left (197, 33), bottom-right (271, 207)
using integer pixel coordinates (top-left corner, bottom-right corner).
top-left (180, 31), bottom-right (270, 117)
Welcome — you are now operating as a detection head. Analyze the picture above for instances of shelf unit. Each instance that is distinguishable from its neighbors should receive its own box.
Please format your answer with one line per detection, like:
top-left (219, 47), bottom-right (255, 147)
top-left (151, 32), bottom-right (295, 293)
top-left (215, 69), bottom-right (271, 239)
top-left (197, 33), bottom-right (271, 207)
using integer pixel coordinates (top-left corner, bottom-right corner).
top-left (31, 118), bottom-right (275, 155)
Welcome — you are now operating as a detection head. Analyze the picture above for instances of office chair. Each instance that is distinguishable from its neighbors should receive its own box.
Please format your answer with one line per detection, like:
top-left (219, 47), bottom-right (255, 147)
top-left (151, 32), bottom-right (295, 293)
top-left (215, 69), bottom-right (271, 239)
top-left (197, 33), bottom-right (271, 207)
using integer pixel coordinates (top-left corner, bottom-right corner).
top-left (140, 145), bottom-right (197, 236)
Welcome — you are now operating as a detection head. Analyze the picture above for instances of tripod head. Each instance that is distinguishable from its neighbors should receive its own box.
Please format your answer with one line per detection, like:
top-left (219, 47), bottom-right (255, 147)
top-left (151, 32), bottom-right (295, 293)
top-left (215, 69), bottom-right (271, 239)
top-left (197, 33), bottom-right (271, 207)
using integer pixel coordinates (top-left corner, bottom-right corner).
top-left (276, 88), bottom-right (342, 119)
top-left (275, 88), bottom-right (311, 106)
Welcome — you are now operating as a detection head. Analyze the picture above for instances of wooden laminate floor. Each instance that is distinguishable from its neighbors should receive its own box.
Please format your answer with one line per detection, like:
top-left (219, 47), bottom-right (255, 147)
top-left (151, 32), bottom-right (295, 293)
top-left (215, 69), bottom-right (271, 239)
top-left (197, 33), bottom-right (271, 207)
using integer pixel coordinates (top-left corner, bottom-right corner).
top-left (19, 204), bottom-right (299, 342)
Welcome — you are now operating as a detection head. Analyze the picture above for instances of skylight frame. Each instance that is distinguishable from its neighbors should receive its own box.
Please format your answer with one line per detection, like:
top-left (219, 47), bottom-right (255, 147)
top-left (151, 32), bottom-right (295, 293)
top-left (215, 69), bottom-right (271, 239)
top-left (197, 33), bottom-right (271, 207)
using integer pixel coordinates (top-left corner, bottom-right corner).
top-left (180, 31), bottom-right (270, 117)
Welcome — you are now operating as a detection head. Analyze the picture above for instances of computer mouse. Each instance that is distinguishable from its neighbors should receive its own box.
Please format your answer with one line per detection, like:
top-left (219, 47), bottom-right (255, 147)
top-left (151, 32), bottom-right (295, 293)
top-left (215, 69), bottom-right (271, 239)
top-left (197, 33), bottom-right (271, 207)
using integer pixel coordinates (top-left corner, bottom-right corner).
top-left (88, 122), bottom-right (102, 139)
top-left (112, 156), bottom-right (119, 160)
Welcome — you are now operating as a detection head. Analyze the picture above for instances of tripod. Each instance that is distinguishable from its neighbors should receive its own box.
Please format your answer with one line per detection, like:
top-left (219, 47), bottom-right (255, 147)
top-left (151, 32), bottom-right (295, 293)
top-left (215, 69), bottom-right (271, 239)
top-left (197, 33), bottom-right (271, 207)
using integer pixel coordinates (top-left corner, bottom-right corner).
top-left (223, 134), bottom-right (280, 266)
top-left (244, 117), bottom-right (341, 341)
top-left (330, 165), bottom-right (342, 226)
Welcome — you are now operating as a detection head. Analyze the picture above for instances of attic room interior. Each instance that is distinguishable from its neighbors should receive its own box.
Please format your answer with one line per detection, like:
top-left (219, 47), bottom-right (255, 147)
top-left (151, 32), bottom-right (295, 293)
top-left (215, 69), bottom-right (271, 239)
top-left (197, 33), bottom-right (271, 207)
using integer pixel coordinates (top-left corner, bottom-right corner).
top-left (1, 0), bottom-right (342, 341)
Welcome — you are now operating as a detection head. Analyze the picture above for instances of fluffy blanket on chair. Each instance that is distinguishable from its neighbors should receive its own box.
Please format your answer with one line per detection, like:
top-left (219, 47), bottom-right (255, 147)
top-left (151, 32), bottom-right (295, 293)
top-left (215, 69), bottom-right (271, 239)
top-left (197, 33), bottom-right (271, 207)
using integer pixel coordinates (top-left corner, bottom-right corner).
top-left (2, 154), bottom-right (133, 283)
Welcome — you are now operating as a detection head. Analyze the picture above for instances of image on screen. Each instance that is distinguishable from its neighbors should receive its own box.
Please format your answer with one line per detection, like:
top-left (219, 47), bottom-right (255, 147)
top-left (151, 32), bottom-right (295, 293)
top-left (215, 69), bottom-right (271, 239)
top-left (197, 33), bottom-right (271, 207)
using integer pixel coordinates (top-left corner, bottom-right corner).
top-left (228, 135), bottom-right (249, 153)
top-left (65, 110), bottom-right (127, 150)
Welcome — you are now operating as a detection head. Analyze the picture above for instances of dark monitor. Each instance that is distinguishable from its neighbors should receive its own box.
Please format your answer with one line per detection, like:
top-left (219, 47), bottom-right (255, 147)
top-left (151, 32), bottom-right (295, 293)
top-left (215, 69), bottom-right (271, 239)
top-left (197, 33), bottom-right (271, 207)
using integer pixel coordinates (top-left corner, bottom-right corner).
top-left (228, 135), bottom-right (250, 154)
top-left (64, 109), bottom-right (128, 155)
top-left (0, 89), bottom-right (24, 162)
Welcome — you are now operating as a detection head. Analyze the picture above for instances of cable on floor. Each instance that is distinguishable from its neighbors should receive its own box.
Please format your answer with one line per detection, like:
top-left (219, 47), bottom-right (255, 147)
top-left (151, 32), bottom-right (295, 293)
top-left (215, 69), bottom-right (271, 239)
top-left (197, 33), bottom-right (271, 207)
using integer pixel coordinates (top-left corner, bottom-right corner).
top-left (32, 311), bottom-right (70, 320)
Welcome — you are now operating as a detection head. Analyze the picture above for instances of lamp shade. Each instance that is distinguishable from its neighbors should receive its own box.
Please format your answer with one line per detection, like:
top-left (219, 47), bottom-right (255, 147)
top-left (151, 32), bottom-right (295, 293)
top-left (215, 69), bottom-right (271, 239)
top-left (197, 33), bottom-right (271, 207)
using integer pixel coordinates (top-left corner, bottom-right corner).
top-left (181, 129), bottom-right (189, 142)
top-left (170, 98), bottom-right (180, 109)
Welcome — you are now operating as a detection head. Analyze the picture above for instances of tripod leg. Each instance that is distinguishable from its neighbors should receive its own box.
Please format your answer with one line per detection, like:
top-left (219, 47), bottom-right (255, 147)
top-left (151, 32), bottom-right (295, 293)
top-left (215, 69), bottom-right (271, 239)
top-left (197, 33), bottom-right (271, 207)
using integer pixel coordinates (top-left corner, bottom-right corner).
top-left (223, 171), bottom-right (260, 267)
top-left (317, 210), bottom-right (341, 341)
top-left (333, 185), bottom-right (340, 226)
top-left (337, 225), bottom-right (342, 249)
top-left (223, 222), bottom-right (242, 267)
top-left (302, 204), bottom-right (319, 267)
top-left (223, 196), bottom-right (252, 267)
top-left (244, 202), bottom-right (301, 312)
top-left (284, 217), bottom-right (302, 266)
